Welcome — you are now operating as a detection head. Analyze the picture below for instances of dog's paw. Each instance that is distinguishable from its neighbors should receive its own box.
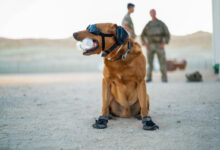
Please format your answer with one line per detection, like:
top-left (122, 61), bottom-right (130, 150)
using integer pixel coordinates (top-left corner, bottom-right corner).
top-left (92, 116), bottom-right (108, 129)
top-left (142, 116), bottom-right (159, 130)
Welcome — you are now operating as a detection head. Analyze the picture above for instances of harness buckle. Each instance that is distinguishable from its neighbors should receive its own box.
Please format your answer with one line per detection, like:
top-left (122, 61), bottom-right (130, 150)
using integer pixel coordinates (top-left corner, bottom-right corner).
top-left (122, 53), bottom-right (127, 60)
top-left (122, 50), bottom-right (129, 61)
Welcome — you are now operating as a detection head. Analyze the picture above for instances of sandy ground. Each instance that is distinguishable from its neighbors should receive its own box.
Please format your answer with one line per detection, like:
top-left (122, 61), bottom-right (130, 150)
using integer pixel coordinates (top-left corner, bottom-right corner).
top-left (0, 71), bottom-right (220, 150)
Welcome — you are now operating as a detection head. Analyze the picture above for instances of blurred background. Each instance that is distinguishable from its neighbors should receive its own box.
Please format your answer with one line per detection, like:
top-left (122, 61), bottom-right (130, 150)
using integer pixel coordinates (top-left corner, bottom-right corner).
top-left (1, 1), bottom-right (220, 149)
top-left (0, 0), bottom-right (215, 73)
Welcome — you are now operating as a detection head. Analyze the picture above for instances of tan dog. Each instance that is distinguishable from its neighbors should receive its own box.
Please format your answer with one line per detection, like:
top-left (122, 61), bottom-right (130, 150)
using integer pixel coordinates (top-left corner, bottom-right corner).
top-left (73, 23), bottom-right (158, 130)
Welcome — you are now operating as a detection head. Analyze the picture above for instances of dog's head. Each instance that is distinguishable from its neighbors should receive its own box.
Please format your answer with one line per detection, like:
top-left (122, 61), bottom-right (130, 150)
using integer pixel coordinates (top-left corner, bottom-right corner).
top-left (73, 23), bottom-right (128, 56)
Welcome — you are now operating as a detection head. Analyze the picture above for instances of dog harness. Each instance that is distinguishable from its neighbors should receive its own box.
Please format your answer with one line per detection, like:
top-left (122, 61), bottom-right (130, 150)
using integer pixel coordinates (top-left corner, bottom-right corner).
top-left (87, 24), bottom-right (131, 61)
top-left (111, 41), bottom-right (131, 61)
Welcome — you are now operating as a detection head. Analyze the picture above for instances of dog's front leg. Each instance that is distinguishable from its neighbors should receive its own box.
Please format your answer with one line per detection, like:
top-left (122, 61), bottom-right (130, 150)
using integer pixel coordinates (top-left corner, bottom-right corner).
top-left (101, 78), bottom-right (113, 117)
top-left (137, 80), bottom-right (159, 130)
top-left (137, 80), bottom-right (149, 117)
top-left (93, 78), bottom-right (112, 129)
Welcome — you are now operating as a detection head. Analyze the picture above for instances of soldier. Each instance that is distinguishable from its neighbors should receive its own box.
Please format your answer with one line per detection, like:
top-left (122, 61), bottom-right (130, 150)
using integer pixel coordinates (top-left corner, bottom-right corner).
top-left (122, 3), bottom-right (136, 39)
top-left (141, 9), bottom-right (170, 82)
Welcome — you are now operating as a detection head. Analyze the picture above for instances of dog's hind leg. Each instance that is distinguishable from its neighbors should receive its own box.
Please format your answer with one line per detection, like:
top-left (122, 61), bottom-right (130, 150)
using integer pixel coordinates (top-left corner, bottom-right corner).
top-left (109, 99), bottom-right (122, 117)
top-left (130, 100), bottom-right (141, 120)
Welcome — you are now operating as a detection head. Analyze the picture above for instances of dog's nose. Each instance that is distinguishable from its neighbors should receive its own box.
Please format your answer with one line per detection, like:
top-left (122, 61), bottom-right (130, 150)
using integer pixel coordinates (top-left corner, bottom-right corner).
top-left (73, 32), bottom-right (78, 39)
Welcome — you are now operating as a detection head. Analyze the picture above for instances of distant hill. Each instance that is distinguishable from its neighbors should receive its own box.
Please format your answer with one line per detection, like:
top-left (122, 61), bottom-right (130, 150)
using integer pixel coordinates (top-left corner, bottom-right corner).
top-left (168, 31), bottom-right (212, 50)
top-left (0, 31), bottom-right (212, 50)
top-left (0, 37), bottom-right (76, 50)
top-left (0, 31), bottom-right (212, 73)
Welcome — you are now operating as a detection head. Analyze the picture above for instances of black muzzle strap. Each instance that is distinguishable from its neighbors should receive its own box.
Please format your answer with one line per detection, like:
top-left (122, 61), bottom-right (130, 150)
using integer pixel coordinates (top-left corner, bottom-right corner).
top-left (86, 24), bottom-right (128, 58)
top-left (101, 43), bottom-right (118, 57)
top-left (99, 33), bottom-right (114, 50)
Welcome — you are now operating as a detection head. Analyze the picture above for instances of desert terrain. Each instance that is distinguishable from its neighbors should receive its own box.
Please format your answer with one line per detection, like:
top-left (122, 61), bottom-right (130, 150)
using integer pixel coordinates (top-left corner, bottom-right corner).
top-left (0, 31), bottom-right (213, 73)
top-left (0, 71), bottom-right (220, 150)
top-left (0, 31), bottom-right (220, 150)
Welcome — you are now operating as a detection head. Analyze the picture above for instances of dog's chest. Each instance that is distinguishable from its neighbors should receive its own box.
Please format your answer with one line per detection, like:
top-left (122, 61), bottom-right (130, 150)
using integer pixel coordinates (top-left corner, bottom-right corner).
top-left (113, 70), bottom-right (135, 82)
top-left (113, 73), bottom-right (128, 83)
top-left (110, 73), bottom-right (138, 105)
top-left (116, 73), bottom-right (122, 80)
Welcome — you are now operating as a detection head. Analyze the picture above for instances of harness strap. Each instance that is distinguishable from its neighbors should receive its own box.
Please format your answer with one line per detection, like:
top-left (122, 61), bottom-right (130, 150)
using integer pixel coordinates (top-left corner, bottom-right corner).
top-left (101, 43), bottom-right (119, 57)
top-left (100, 33), bottom-right (114, 50)
top-left (101, 35), bottom-right (105, 50)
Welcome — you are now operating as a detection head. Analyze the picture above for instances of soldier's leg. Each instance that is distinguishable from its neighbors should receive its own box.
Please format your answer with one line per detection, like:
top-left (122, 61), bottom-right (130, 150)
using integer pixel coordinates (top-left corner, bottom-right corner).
top-left (146, 46), bottom-right (155, 80)
top-left (156, 46), bottom-right (167, 81)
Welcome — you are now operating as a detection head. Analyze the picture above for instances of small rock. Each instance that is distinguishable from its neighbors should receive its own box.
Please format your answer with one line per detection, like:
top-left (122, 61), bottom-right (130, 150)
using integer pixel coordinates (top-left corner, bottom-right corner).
top-left (177, 120), bottom-right (181, 123)
top-left (168, 104), bottom-right (171, 108)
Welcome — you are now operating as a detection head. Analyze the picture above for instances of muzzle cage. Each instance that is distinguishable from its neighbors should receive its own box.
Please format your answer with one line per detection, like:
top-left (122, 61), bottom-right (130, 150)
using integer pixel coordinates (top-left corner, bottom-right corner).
top-left (86, 24), bottom-right (129, 57)
top-left (87, 24), bottom-right (115, 53)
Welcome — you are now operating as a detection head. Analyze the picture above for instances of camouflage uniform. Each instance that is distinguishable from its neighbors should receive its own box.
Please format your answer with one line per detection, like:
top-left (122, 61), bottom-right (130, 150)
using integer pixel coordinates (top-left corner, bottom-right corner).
top-left (141, 19), bottom-right (170, 81)
top-left (122, 13), bottom-right (136, 39)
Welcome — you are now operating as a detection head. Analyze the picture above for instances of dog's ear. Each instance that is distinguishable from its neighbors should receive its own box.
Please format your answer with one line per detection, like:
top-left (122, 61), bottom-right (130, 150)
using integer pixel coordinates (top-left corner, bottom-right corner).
top-left (111, 24), bottom-right (118, 29)
top-left (116, 26), bottom-right (128, 45)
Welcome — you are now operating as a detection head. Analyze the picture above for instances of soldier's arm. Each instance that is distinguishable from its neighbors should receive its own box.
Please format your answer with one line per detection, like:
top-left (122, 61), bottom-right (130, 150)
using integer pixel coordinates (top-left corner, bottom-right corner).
top-left (161, 21), bottom-right (170, 44)
top-left (122, 16), bottom-right (132, 33)
top-left (141, 25), bottom-right (148, 45)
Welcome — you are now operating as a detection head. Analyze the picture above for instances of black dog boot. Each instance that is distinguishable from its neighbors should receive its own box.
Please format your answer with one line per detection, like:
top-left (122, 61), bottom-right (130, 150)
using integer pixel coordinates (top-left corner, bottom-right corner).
top-left (142, 116), bottom-right (159, 130)
top-left (93, 116), bottom-right (108, 129)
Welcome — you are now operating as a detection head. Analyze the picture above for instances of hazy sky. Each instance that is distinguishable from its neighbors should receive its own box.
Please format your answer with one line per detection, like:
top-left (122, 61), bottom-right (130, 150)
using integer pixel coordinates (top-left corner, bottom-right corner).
top-left (0, 0), bottom-right (212, 39)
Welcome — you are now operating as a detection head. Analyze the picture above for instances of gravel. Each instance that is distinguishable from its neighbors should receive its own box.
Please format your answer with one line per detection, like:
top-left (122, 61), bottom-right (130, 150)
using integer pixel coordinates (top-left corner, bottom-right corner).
top-left (0, 71), bottom-right (220, 150)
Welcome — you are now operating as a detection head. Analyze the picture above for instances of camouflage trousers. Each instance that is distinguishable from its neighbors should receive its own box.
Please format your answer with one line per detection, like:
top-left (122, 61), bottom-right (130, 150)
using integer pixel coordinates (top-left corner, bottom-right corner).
top-left (146, 43), bottom-right (167, 80)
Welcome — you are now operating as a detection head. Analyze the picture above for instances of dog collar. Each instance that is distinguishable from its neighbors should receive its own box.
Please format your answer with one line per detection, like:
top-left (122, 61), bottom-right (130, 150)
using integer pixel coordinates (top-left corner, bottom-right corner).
top-left (107, 41), bottom-right (131, 61)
